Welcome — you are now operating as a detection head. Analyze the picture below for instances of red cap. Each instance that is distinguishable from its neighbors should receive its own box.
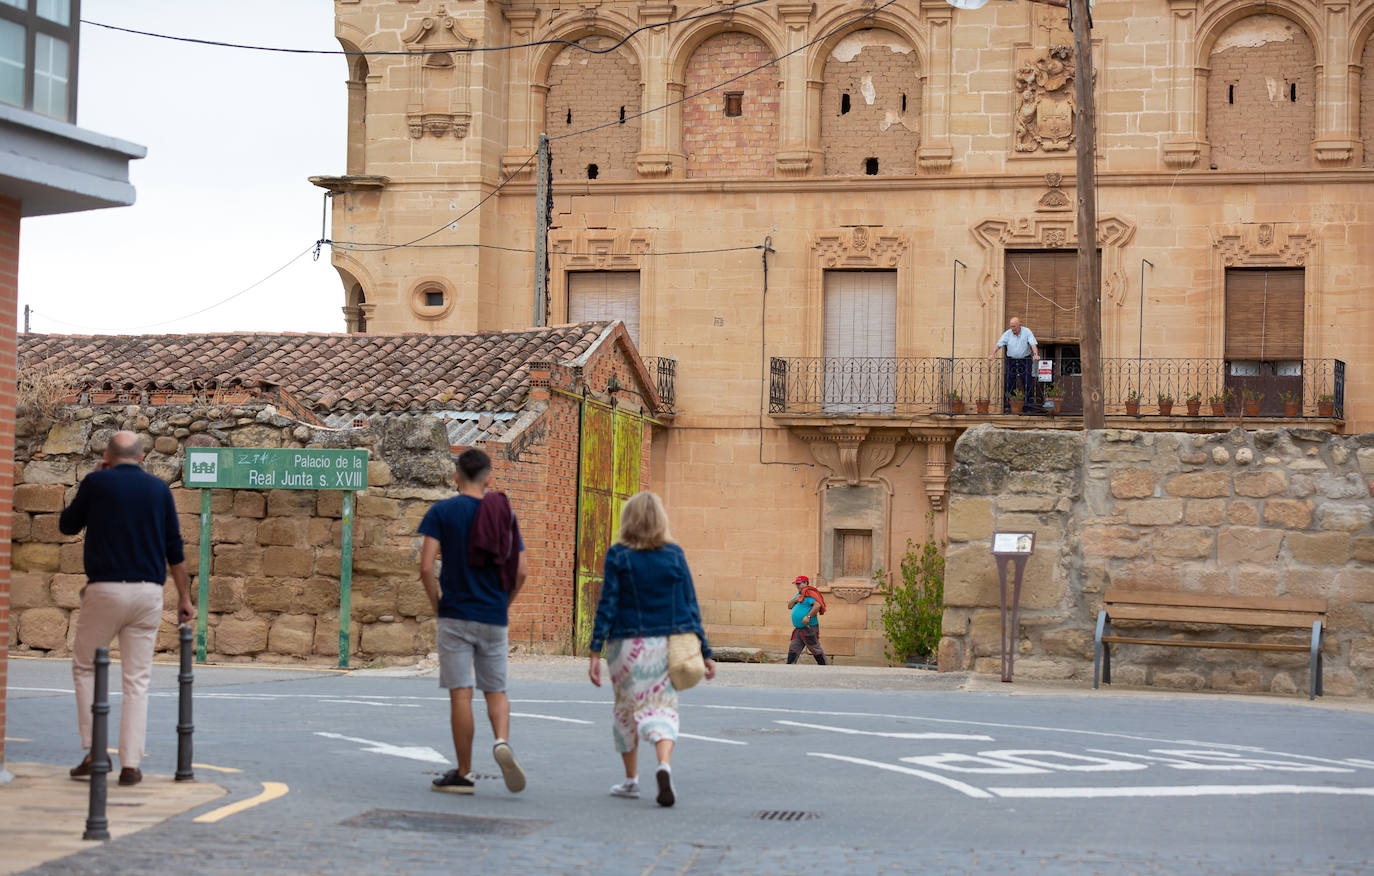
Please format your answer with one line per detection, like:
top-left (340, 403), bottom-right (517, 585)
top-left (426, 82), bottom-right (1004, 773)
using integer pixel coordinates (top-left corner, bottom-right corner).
top-left (793, 575), bottom-right (809, 585)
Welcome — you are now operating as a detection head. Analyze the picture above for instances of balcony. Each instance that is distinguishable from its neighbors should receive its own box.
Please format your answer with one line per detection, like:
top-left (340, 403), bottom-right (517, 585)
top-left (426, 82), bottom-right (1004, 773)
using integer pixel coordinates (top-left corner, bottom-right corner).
top-left (768, 357), bottom-right (1345, 422)
top-left (644, 356), bottom-right (676, 416)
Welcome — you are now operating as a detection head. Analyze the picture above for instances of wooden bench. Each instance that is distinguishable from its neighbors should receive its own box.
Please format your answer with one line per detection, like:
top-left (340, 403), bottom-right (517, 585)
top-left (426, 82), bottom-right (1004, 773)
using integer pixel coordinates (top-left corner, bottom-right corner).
top-left (1093, 590), bottom-right (1327, 700)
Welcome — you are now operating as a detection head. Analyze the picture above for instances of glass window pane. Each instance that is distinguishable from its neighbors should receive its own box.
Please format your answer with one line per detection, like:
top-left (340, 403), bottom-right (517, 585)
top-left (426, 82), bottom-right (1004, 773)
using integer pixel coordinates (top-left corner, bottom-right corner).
top-left (0, 0), bottom-right (25, 11)
top-left (33, 32), bottom-right (68, 119)
top-left (37, 0), bottom-right (71, 26)
top-left (0, 18), bottom-right (23, 108)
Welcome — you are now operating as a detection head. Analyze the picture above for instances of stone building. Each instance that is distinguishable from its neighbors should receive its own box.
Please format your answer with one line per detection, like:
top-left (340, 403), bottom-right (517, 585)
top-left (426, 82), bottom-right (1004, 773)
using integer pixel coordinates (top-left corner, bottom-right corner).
top-left (313, 0), bottom-right (1374, 663)
top-left (12, 323), bottom-right (660, 662)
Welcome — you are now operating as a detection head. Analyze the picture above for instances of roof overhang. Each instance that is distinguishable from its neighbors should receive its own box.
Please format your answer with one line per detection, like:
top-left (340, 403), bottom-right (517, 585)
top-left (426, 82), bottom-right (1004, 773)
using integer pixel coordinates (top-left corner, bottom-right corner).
top-left (0, 103), bottom-right (146, 217)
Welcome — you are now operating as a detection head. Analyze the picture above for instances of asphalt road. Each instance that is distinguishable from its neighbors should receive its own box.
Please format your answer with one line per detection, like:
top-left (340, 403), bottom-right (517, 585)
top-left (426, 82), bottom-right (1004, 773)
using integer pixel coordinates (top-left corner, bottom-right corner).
top-left (7, 657), bottom-right (1374, 874)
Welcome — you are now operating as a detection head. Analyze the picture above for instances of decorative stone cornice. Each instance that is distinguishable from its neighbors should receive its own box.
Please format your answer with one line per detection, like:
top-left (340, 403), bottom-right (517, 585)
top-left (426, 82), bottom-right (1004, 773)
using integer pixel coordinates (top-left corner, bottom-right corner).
top-left (1210, 223), bottom-right (1313, 267)
top-left (813, 227), bottom-right (909, 270)
top-left (798, 426), bottom-right (904, 486)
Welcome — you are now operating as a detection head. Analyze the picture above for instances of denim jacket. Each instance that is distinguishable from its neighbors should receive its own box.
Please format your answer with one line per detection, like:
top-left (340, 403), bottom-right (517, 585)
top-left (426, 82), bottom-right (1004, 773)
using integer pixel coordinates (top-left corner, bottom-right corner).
top-left (588, 542), bottom-right (712, 658)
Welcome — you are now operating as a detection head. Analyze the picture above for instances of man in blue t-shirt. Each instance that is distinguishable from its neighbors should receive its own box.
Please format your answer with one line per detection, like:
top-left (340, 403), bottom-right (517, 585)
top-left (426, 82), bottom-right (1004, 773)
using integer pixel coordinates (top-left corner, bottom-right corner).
top-left (786, 575), bottom-right (828, 665)
top-left (419, 448), bottom-right (527, 796)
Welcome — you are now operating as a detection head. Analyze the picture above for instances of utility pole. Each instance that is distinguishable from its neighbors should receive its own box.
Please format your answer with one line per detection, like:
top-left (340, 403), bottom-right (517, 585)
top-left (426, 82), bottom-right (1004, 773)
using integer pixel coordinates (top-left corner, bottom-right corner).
top-left (23, 304), bottom-right (29, 333)
top-left (1070, 0), bottom-right (1104, 429)
top-left (533, 134), bottom-right (551, 327)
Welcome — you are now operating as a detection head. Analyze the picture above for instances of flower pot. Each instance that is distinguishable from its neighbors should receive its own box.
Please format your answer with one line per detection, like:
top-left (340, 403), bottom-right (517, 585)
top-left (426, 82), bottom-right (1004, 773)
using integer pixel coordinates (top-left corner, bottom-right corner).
top-left (1186, 400), bottom-right (1201, 416)
top-left (1044, 399), bottom-right (1058, 415)
top-left (949, 399), bottom-right (965, 415)
top-left (1010, 399), bottom-right (1024, 415)
top-left (1317, 401), bottom-right (1334, 418)
top-left (1283, 402), bottom-right (1299, 417)
top-left (1125, 400), bottom-right (1140, 416)
top-left (1244, 401), bottom-right (1261, 416)
top-left (1158, 401), bottom-right (1174, 416)
top-left (975, 399), bottom-right (990, 415)
top-left (1210, 403), bottom-right (1225, 416)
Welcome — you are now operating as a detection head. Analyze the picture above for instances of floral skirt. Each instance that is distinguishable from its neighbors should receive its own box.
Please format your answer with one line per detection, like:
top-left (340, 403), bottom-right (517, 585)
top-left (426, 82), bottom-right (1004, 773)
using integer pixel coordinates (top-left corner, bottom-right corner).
top-left (606, 636), bottom-right (680, 754)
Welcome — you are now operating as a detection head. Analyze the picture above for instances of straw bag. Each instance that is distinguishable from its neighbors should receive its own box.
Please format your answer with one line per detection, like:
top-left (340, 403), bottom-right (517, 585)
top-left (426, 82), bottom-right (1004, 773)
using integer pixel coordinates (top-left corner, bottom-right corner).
top-left (667, 632), bottom-right (705, 691)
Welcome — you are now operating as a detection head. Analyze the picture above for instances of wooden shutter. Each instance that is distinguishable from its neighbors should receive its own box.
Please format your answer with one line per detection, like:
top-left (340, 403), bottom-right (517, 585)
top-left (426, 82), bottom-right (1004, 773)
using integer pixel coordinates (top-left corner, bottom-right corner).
top-left (568, 271), bottom-right (641, 347)
top-left (836, 529), bottom-right (873, 578)
top-left (1004, 250), bottom-right (1078, 342)
top-left (823, 270), bottom-right (897, 359)
top-left (1225, 268), bottom-right (1304, 361)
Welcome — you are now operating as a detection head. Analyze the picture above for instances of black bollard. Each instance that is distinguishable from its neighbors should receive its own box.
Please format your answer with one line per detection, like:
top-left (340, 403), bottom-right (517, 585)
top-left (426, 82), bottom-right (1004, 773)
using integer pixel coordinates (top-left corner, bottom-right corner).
top-left (83, 646), bottom-right (111, 841)
top-left (175, 625), bottom-right (195, 782)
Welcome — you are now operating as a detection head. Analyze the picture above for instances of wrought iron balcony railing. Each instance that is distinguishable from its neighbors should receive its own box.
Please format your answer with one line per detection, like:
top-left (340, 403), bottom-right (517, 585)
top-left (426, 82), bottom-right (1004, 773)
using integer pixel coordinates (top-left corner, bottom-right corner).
top-left (644, 356), bottom-right (676, 415)
top-left (768, 357), bottom-right (1345, 420)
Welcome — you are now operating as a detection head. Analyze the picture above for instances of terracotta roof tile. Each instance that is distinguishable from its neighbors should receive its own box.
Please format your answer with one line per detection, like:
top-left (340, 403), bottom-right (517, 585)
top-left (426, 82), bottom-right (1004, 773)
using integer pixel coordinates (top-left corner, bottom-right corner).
top-left (18, 324), bottom-right (612, 414)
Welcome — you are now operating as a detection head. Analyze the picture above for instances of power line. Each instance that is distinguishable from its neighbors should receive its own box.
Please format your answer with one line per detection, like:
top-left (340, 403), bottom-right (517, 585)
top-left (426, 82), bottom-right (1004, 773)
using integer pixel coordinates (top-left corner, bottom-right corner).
top-left (81, 1), bottom-right (770, 57)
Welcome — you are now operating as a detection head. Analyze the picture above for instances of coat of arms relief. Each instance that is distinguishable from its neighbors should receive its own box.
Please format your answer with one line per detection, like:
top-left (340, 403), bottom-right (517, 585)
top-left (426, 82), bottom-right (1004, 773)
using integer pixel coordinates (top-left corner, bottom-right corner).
top-left (1014, 44), bottom-right (1076, 153)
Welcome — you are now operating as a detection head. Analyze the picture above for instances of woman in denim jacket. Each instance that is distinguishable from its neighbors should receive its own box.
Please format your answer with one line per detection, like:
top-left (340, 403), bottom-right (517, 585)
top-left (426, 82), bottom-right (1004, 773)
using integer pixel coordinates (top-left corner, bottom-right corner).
top-left (588, 491), bottom-right (715, 807)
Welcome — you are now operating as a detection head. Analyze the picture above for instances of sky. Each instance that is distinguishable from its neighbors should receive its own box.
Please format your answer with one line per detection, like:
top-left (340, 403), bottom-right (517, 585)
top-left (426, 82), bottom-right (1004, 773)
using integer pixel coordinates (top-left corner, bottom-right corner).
top-left (18, 1), bottom-right (347, 336)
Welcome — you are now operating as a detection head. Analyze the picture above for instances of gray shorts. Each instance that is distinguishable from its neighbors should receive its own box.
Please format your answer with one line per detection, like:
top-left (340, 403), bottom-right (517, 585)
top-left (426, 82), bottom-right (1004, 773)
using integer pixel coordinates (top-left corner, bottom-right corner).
top-left (437, 618), bottom-right (509, 693)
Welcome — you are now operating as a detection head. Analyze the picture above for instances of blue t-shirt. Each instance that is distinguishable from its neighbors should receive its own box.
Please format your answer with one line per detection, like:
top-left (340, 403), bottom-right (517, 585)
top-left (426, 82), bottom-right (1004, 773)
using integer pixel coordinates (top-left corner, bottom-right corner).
top-left (791, 596), bottom-right (819, 628)
top-left (418, 495), bottom-right (523, 626)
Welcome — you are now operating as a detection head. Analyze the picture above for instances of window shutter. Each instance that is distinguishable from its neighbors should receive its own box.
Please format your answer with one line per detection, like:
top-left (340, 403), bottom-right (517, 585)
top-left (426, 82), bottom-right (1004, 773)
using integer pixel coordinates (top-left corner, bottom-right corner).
top-left (1004, 251), bottom-right (1078, 342)
top-left (823, 270), bottom-right (897, 360)
top-left (568, 271), bottom-right (641, 347)
top-left (1225, 269), bottom-right (1304, 361)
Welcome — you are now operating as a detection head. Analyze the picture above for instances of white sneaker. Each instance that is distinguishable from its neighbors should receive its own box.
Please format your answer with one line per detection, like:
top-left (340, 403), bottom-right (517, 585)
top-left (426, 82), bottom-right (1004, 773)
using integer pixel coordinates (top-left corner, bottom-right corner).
top-left (609, 779), bottom-right (640, 798)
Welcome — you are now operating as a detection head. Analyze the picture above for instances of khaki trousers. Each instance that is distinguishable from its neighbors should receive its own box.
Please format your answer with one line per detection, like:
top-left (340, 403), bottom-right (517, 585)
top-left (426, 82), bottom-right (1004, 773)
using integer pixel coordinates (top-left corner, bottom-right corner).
top-left (72, 582), bottom-right (164, 768)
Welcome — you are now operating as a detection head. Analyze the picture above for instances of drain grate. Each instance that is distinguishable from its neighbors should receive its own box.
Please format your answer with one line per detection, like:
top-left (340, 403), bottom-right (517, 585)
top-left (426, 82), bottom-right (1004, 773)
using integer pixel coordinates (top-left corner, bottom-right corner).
top-left (753, 810), bottom-right (819, 822)
top-left (341, 809), bottom-right (549, 837)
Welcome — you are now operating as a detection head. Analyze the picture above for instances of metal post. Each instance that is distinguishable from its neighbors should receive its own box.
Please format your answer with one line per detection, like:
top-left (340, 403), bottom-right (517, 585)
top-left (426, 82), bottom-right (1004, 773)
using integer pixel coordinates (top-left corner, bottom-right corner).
top-left (83, 647), bottom-right (111, 841)
top-left (995, 556), bottom-right (1030, 683)
top-left (533, 134), bottom-right (551, 327)
top-left (952, 259), bottom-right (967, 400)
top-left (1071, 0), bottom-right (1104, 430)
top-left (197, 489), bottom-right (211, 662)
top-left (1138, 259), bottom-right (1153, 401)
top-left (23, 304), bottom-right (29, 333)
top-left (175, 625), bottom-right (195, 782)
top-left (339, 491), bottom-right (355, 669)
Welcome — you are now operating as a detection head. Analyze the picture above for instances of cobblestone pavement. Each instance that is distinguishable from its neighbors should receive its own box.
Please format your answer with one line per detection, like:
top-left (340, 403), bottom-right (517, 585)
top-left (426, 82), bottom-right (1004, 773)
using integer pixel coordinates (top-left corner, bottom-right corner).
top-left (8, 657), bottom-right (1373, 874)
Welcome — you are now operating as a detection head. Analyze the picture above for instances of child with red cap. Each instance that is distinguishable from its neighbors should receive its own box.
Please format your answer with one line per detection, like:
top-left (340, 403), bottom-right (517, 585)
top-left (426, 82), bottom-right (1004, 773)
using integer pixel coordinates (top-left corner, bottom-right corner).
top-left (785, 575), bottom-right (828, 665)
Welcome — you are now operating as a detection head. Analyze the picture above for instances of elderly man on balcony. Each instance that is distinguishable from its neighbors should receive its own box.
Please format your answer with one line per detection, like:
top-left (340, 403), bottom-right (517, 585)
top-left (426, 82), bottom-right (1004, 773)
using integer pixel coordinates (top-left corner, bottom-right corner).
top-left (989, 317), bottom-right (1040, 414)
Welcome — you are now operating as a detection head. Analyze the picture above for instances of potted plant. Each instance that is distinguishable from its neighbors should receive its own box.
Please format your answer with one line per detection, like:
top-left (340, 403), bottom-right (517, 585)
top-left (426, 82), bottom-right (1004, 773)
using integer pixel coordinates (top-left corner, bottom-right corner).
top-left (1208, 391), bottom-right (1228, 417)
top-left (1007, 387), bottom-right (1025, 415)
top-left (975, 396), bottom-right (990, 415)
top-left (946, 389), bottom-right (965, 415)
top-left (1124, 388), bottom-right (1140, 416)
top-left (1157, 393), bottom-right (1174, 416)
top-left (1242, 389), bottom-right (1262, 416)
top-left (1316, 393), bottom-right (1335, 418)
top-left (1277, 390), bottom-right (1300, 418)
top-left (1185, 392), bottom-right (1202, 416)
top-left (1043, 383), bottom-right (1064, 415)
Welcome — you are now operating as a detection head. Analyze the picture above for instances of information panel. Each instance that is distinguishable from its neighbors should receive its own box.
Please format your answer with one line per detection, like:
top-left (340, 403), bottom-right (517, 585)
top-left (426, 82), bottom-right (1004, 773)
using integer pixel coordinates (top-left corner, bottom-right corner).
top-left (185, 447), bottom-right (369, 491)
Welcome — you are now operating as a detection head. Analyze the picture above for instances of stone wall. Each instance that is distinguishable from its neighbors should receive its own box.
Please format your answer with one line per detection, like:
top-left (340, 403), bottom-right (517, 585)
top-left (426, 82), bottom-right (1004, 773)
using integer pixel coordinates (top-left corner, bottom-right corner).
top-left (545, 36), bottom-right (641, 181)
top-left (943, 424), bottom-right (1374, 696)
top-left (1205, 16), bottom-right (1315, 170)
top-left (9, 403), bottom-right (460, 664)
top-left (682, 32), bottom-right (778, 178)
top-left (820, 31), bottom-right (921, 176)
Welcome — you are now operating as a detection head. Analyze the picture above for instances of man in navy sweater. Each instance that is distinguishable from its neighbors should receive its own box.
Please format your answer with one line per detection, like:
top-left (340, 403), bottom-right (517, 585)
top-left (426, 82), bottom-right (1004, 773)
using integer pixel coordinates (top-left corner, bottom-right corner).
top-left (60, 431), bottom-right (194, 786)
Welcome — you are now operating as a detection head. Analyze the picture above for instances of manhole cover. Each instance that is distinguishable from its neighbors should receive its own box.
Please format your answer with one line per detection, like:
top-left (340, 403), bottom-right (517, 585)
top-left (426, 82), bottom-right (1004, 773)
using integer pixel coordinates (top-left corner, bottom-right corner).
top-left (753, 810), bottom-right (819, 822)
top-left (341, 809), bottom-right (549, 837)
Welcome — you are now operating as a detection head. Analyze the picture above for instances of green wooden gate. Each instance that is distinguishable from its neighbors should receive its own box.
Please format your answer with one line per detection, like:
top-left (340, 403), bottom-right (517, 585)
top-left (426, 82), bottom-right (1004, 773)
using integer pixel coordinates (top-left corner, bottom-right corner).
top-left (573, 398), bottom-right (644, 652)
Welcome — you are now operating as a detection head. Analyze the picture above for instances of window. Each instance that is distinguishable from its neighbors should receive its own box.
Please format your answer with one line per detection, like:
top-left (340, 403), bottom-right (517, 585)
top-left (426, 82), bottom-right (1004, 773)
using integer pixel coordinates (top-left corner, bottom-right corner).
top-left (864, 157), bottom-right (879, 175)
top-left (1004, 250), bottom-right (1078, 343)
top-left (568, 271), bottom-right (640, 346)
top-left (424, 290), bottom-right (444, 307)
top-left (586, 163), bottom-right (598, 180)
top-left (823, 269), bottom-right (897, 413)
top-left (723, 91), bottom-right (743, 117)
top-left (841, 93), bottom-right (851, 115)
top-left (835, 529), bottom-right (873, 578)
top-left (1225, 268), bottom-right (1304, 415)
top-left (0, 0), bottom-right (76, 122)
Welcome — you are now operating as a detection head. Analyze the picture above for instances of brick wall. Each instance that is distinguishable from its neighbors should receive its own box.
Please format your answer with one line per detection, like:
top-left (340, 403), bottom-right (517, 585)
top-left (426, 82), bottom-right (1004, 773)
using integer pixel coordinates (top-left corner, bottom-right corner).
top-left (944, 425), bottom-right (1374, 696)
top-left (682, 32), bottom-right (778, 179)
top-left (1362, 38), bottom-right (1374, 168)
top-left (0, 195), bottom-right (18, 770)
top-left (1206, 16), bottom-right (1315, 170)
top-left (820, 33), bottom-right (921, 176)
top-left (545, 37), bottom-right (641, 181)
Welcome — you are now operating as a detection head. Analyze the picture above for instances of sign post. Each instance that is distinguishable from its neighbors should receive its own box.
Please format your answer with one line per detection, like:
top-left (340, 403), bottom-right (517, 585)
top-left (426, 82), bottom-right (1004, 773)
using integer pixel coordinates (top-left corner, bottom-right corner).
top-left (991, 531), bottom-right (1036, 683)
top-left (186, 447), bottom-right (369, 668)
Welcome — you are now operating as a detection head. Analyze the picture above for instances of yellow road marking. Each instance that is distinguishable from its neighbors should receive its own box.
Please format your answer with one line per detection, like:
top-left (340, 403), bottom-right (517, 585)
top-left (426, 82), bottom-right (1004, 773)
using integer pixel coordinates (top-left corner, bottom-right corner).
top-left (4, 737), bottom-right (31, 743)
top-left (193, 782), bottom-right (288, 823)
top-left (191, 763), bottom-right (243, 774)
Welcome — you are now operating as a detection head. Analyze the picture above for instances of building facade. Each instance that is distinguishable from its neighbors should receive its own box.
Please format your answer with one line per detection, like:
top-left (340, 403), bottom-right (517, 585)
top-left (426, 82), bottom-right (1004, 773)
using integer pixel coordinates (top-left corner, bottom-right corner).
top-left (317, 0), bottom-right (1374, 662)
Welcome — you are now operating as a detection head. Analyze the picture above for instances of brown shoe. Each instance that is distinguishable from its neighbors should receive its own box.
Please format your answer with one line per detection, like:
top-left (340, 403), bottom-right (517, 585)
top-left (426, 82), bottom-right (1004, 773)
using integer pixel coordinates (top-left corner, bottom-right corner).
top-left (69, 753), bottom-right (110, 780)
top-left (117, 767), bottom-right (143, 786)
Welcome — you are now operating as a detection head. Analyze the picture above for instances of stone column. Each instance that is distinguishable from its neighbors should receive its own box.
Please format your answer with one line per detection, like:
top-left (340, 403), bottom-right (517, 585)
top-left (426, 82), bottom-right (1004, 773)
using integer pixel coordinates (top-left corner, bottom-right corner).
top-left (501, 4), bottom-right (540, 179)
top-left (775, 1), bottom-right (821, 176)
top-left (1162, 0), bottom-right (1203, 169)
top-left (917, 0), bottom-right (953, 173)
top-left (1312, 1), bottom-right (1356, 165)
top-left (635, 2), bottom-right (680, 177)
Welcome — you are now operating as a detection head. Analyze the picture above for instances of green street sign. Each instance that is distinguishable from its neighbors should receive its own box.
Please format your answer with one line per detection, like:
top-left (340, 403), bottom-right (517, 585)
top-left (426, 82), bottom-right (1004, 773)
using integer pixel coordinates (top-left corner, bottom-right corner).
top-left (185, 447), bottom-right (369, 491)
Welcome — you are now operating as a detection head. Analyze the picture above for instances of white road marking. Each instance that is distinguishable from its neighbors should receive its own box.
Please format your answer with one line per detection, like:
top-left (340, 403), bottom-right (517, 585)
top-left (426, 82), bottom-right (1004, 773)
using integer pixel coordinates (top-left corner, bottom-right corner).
top-left (313, 731), bottom-right (449, 764)
top-left (511, 712), bottom-right (593, 725)
top-left (900, 753), bottom-right (1049, 775)
top-left (808, 752), bottom-right (994, 799)
top-left (776, 719), bottom-right (993, 741)
top-left (320, 699), bottom-right (421, 708)
top-left (10, 686), bottom-right (77, 694)
top-left (989, 784), bottom-right (1374, 800)
top-left (976, 750), bottom-right (1148, 773)
top-left (1086, 748), bottom-right (1258, 771)
top-left (678, 733), bottom-right (747, 746)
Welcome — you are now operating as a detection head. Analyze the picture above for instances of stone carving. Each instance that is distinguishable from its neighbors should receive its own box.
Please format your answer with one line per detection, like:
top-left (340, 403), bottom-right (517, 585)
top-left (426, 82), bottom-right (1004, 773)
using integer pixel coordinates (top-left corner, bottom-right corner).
top-left (402, 12), bottom-right (476, 139)
top-left (799, 427), bottom-right (902, 486)
top-left (1211, 223), bottom-right (1313, 268)
top-left (1014, 46), bottom-right (1076, 153)
top-left (813, 228), bottom-right (908, 269)
top-left (1037, 172), bottom-right (1071, 211)
top-left (971, 213), bottom-right (1137, 308)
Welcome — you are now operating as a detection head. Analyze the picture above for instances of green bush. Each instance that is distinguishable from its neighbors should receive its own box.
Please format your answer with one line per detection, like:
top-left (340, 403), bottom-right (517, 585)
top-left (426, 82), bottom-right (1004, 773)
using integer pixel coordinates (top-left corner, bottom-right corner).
top-left (878, 513), bottom-right (945, 665)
